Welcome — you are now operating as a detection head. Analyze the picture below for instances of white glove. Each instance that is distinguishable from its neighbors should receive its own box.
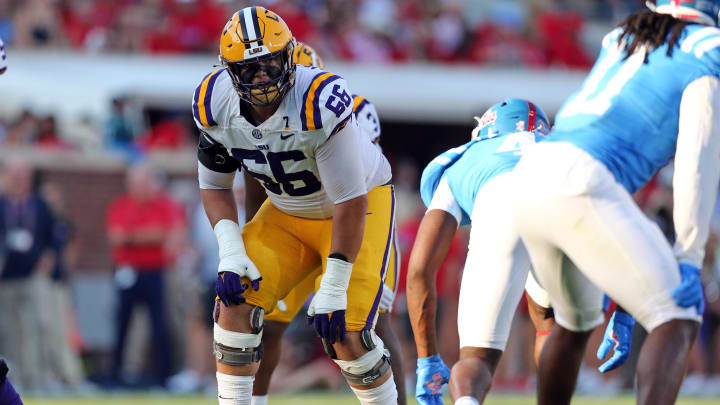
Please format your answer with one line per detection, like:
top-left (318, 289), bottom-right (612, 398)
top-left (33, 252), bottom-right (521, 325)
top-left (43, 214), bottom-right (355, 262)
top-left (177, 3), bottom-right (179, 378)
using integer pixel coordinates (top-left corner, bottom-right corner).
top-left (307, 257), bottom-right (353, 316)
top-left (214, 219), bottom-right (262, 285)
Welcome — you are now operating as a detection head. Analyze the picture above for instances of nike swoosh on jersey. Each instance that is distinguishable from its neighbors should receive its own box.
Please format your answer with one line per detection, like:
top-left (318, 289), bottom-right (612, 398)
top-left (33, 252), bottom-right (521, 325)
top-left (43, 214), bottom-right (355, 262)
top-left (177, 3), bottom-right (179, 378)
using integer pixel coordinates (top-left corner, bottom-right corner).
top-left (280, 133), bottom-right (295, 140)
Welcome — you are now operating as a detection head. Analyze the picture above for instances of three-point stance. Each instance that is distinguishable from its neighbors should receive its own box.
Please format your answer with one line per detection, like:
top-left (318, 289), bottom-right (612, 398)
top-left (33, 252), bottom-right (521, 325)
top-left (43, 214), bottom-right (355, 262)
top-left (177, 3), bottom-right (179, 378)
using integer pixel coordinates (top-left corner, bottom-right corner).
top-left (407, 100), bottom-right (556, 405)
top-left (195, 7), bottom-right (398, 405)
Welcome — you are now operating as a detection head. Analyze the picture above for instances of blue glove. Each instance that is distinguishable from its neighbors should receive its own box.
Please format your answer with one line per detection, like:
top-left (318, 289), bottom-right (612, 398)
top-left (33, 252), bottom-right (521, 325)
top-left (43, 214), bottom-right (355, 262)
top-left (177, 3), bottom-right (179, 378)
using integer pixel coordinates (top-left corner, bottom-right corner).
top-left (216, 272), bottom-right (256, 307)
top-left (602, 294), bottom-right (611, 312)
top-left (672, 263), bottom-right (705, 315)
top-left (596, 310), bottom-right (635, 373)
top-left (415, 354), bottom-right (450, 405)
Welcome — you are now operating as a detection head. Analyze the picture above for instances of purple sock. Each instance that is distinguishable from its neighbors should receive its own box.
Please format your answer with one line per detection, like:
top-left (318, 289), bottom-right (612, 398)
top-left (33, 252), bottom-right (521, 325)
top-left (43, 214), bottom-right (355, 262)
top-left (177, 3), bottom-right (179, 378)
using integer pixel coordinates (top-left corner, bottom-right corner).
top-left (0, 378), bottom-right (22, 405)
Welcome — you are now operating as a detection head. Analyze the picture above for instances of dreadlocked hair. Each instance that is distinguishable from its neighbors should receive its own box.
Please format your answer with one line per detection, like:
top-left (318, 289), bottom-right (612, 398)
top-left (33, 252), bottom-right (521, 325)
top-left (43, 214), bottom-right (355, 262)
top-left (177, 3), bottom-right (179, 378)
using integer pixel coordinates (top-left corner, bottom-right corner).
top-left (617, 10), bottom-right (692, 62)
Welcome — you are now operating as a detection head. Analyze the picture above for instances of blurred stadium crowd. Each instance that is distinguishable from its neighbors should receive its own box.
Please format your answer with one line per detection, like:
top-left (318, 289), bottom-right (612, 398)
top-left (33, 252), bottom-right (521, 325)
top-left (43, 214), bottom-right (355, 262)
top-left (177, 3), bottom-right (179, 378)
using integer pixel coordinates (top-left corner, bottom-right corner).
top-left (1, 0), bottom-right (720, 401)
top-left (0, 0), bottom-right (644, 66)
top-left (0, 0), bottom-right (647, 155)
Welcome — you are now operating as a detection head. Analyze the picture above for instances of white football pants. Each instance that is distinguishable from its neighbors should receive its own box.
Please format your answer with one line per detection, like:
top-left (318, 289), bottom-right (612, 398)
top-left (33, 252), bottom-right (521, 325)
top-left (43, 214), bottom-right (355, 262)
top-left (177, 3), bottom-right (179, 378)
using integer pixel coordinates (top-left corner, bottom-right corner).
top-left (511, 142), bottom-right (700, 333)
top-left (457, 172), bottom-right (550, 350)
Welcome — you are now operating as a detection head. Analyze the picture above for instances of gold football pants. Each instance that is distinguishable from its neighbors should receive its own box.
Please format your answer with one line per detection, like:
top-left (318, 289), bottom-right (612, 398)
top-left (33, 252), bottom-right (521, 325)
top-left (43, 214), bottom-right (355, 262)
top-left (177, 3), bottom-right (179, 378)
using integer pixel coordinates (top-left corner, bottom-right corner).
top-left (241, 185), bottom-right (395, 331)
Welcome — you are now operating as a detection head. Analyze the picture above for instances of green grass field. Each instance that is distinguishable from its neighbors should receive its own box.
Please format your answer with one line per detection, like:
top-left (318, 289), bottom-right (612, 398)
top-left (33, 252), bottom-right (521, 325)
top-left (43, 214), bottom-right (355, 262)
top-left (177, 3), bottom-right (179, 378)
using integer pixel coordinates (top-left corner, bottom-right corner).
top-left (22, 394), bottom-right (720, 405)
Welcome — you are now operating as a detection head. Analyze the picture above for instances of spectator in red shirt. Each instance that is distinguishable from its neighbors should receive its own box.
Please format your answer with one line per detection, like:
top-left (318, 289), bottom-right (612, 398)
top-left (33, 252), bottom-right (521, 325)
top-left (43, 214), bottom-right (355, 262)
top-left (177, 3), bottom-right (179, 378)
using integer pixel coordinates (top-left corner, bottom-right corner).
top-left (106, 163), bottom-right (186, 387)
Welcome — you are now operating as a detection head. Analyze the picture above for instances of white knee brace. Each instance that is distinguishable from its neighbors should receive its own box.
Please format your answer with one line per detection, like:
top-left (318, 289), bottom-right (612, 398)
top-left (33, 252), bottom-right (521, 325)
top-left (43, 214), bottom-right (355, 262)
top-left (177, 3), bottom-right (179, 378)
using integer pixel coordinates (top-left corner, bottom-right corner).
top-left (334, 330), bottom-right (392, 386)
top-left (213, 322), bottom-right (263, 366)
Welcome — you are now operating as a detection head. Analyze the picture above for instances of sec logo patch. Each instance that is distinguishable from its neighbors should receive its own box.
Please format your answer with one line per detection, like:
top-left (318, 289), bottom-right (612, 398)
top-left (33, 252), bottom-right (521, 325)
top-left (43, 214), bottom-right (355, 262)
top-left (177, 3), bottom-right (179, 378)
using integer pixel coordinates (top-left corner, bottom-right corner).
top-left (252, 129), bottom-right (262, 139)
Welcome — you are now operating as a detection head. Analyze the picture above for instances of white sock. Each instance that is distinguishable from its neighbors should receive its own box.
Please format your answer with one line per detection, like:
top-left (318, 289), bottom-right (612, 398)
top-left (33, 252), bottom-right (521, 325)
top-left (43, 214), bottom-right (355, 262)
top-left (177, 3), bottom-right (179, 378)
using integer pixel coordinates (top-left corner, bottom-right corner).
top-left (454, 396), bottom-right (480, 405)
top-left (349, 375), bottom-right (398, 405)
top-left (216, 372), bottom-right (254, 405)
top-left (250, 395), bottom-right (268, 405)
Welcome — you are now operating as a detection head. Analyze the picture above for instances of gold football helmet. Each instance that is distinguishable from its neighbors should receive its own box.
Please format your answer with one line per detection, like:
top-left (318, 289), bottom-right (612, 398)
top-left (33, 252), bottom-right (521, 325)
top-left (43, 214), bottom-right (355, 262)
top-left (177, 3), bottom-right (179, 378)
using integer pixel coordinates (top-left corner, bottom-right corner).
top-left (293, 42), bottom-right (325, 69)
top-left (219, 6), bottom-right (296, 105)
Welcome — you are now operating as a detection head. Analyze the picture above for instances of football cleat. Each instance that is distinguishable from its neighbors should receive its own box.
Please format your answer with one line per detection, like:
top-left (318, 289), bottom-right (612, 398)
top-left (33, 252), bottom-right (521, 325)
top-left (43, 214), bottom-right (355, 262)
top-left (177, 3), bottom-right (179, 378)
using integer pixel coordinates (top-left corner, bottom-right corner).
top-left (471, 98), bottom-right (550, 141)
top-left (219, 6), bottom-right (296, 105)
top-left (647, 0), bottom-right (720, 27)
top-left (293, 42), bottom-right (325, 69)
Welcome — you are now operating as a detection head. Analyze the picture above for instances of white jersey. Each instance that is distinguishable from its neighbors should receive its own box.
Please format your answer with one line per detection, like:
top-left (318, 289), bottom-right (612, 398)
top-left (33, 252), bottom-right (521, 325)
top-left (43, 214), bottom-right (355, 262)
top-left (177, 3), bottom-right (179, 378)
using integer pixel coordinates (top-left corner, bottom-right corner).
top-left (0, 36), bottom-right (6, 74)
top-left (193, 65), bottom-right (391, 219)
top-left (352, 95), bottom-right (381, 146)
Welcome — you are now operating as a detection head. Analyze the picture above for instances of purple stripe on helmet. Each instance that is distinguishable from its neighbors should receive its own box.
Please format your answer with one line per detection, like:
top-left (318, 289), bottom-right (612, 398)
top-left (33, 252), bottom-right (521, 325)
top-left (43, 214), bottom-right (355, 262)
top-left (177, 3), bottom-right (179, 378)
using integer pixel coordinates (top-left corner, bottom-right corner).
top-left (365, 185), bottom-right (396, 329)
top-left (311, 75), bottom-right (340, 130)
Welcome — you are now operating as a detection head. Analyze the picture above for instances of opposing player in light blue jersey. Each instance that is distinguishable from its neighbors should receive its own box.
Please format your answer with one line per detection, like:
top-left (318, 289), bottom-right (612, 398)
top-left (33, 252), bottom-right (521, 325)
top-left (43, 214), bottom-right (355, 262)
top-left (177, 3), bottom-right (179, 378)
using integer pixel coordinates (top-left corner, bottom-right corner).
top-left (511, 2), bottom-right (720, 404)
top-left (407, 99), bottom-right (561, 405)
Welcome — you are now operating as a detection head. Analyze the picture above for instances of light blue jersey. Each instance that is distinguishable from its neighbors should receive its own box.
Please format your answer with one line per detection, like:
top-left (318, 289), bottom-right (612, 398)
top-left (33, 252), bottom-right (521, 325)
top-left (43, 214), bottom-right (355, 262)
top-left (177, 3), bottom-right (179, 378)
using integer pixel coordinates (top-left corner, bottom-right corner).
top-left (420, 132), bottom-right (535, 226)
top-left (548, 25), bottom-right (720, 193)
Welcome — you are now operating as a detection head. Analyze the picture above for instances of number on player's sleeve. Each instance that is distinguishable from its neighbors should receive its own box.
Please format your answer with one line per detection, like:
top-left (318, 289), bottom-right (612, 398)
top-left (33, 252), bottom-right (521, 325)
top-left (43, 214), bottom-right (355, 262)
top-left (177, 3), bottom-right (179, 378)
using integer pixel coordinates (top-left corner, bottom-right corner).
top-left (301, 72), bottom-right (354, 139)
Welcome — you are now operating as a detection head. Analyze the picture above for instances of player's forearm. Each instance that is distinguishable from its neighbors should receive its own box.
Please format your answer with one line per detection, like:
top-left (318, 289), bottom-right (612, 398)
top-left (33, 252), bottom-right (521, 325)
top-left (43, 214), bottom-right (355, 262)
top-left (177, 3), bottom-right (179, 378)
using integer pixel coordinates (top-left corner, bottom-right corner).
top-left (407, 269), bottom-right (439, 358)
top-left (673, 76), bottom-right (720, 267)
top-left (406, 210), bottom-right (458, 358)
top-left (201, 188), bottom-right (239, 228)
top-left (329, 194), bottom-right (368, 262)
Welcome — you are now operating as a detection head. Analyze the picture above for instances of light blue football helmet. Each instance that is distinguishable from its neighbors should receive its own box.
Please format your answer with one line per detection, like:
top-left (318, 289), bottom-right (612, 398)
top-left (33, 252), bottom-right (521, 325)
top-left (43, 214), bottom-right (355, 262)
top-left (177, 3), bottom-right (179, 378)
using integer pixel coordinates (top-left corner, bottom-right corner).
top-left (648, 0), bottom-right (720, 26)
top-left (471, 98), bottom-right (550, 141)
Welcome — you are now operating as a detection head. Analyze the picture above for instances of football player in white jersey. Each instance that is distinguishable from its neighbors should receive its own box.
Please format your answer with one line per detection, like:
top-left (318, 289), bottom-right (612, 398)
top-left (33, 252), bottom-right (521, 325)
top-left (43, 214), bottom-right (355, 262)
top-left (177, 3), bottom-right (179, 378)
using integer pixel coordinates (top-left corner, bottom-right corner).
top-left (248, 42), bottom-right (406, 405)
top-left (195, 7), bottom-right (398, 405)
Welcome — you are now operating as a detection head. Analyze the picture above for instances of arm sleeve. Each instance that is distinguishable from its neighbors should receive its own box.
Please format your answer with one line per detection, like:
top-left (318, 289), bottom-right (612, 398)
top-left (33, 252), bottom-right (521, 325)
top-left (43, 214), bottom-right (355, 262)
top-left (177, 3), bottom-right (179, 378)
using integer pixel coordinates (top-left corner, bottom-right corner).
top-left (197, 132), bottom-right (238, 190)
top-left (672, 75), bottom-right (720, 268)
top-left (316, 119), bottom-right (368, 204)
top-left (426, 177), bottom-right (462, 226)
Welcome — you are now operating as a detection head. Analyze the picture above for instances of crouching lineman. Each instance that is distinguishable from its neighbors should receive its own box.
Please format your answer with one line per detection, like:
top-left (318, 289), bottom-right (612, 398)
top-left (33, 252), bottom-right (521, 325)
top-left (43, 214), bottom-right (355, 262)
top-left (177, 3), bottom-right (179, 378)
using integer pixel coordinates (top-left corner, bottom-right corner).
top-left (510, 1), bottom-right (720, 404)
top-left (248, 42), bottom-right (406, 405)
top-left (407, 100), bottom-right (631, 405)
top-left (194, 7), bottom-right (398, 405)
